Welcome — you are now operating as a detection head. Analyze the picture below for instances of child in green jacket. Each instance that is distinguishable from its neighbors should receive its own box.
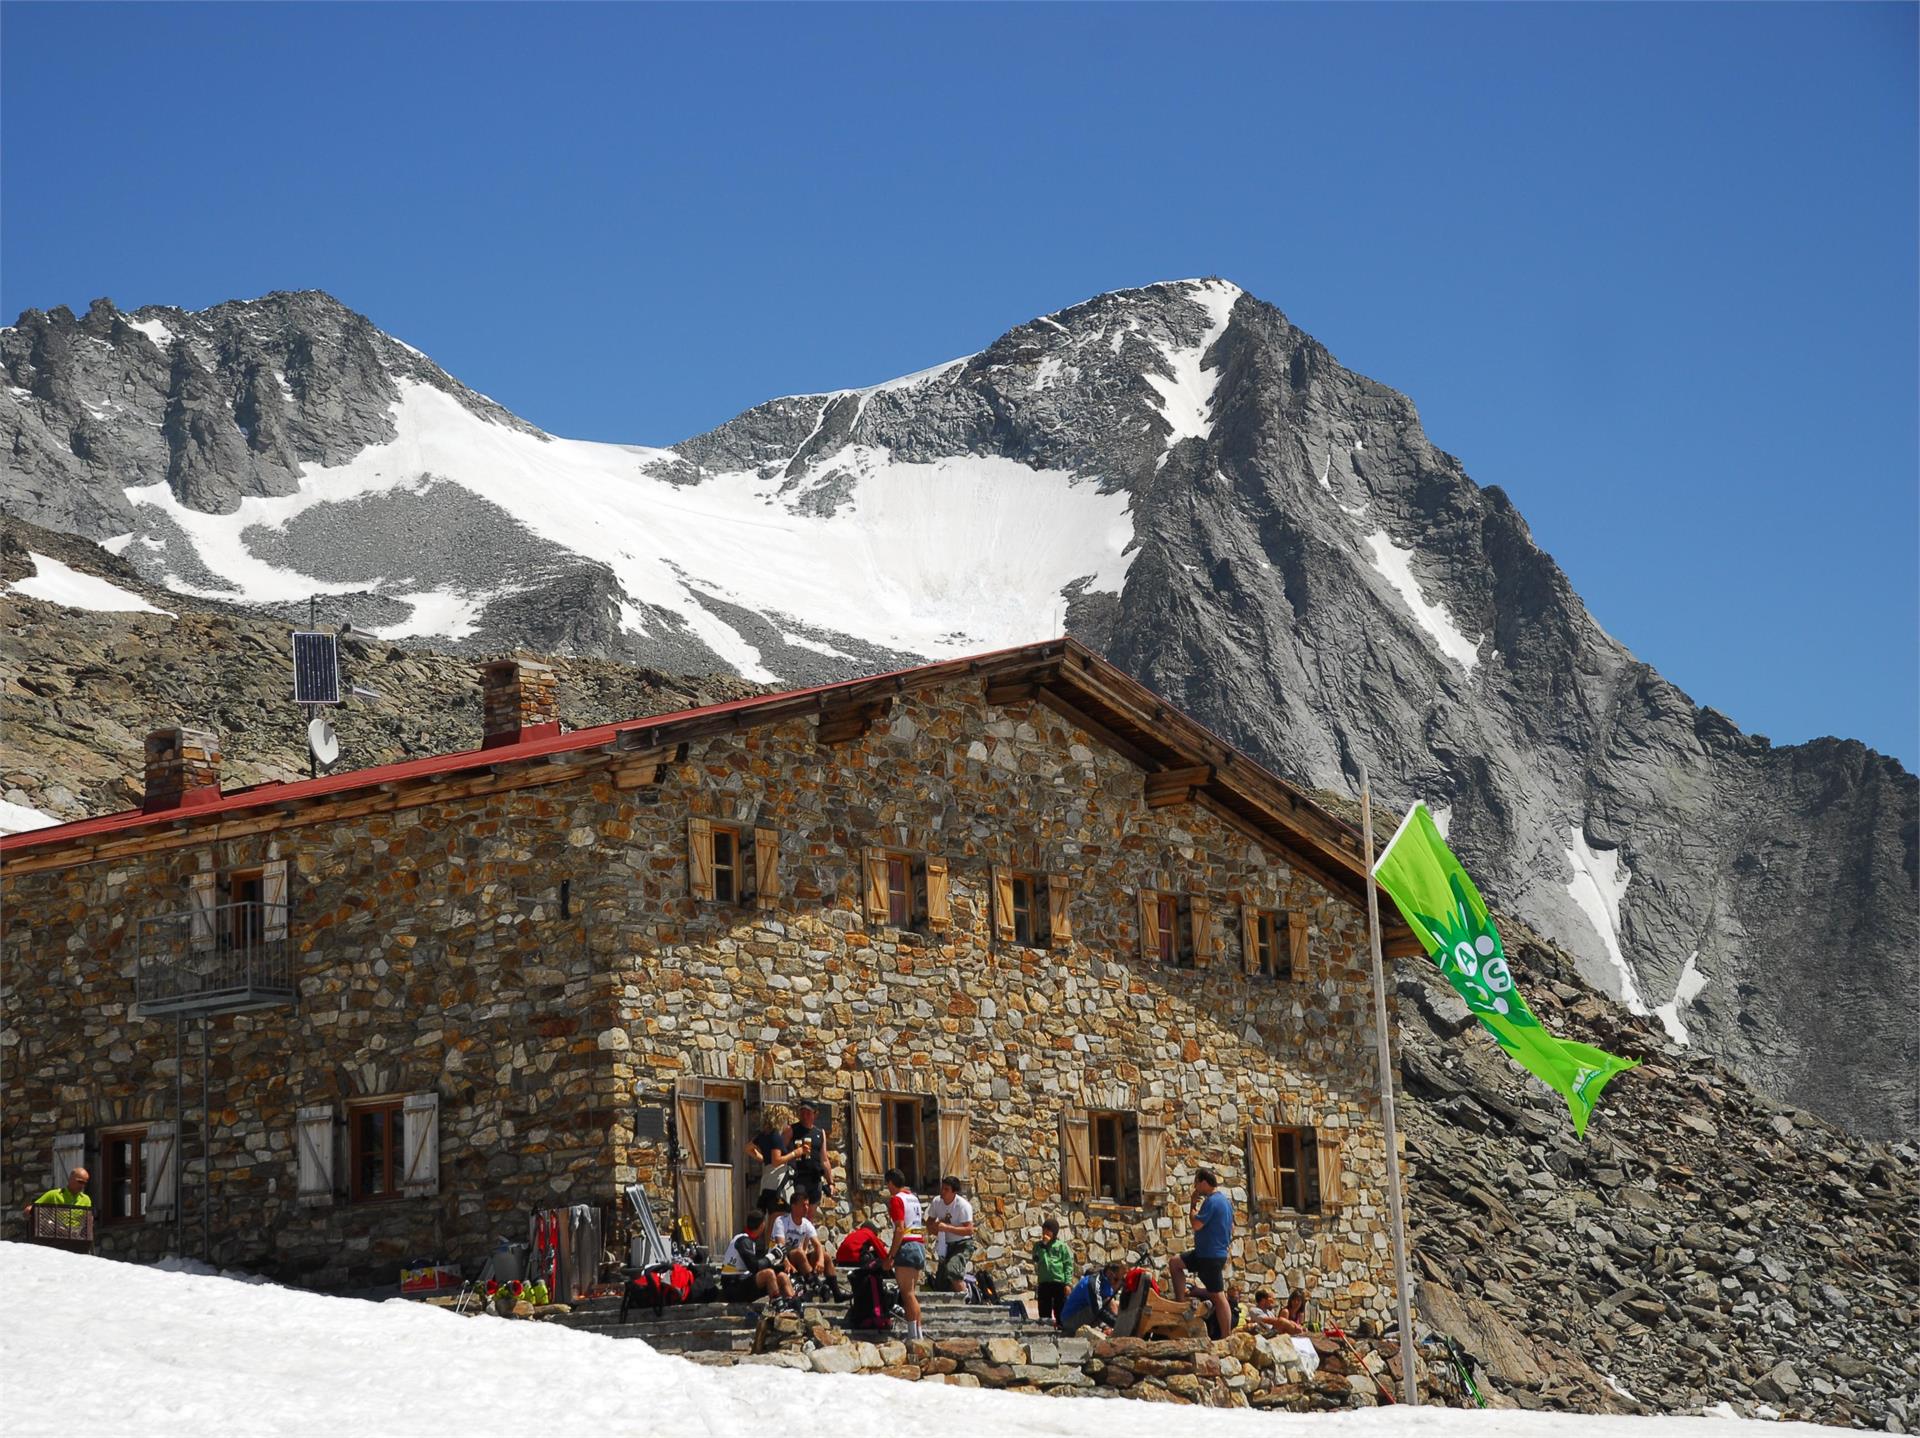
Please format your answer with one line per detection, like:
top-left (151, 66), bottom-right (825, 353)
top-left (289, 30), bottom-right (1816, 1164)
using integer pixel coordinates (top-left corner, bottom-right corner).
top-left (1032, 1216), bottom-right (1075, 1325)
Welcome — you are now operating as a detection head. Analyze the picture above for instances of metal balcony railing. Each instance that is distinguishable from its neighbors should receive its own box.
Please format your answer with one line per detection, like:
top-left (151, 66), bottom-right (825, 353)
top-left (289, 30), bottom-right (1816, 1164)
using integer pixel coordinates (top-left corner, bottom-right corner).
top-left (135, 900), bottom-right (295, 1016)
top-left (29, 1203), bottom-right (95, 1247)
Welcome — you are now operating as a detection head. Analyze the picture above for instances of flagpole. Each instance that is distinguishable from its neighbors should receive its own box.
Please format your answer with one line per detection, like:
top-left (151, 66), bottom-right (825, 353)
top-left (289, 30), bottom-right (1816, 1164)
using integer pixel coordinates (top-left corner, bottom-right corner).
top-left (1359, 763), bottom-right (1418, 1406)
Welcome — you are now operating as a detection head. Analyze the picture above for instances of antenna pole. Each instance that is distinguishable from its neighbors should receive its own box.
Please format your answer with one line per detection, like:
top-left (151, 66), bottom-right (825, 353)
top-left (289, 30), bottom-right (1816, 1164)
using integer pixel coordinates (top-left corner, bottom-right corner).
top-left (1360, 763), bottom-right (1418, 1405)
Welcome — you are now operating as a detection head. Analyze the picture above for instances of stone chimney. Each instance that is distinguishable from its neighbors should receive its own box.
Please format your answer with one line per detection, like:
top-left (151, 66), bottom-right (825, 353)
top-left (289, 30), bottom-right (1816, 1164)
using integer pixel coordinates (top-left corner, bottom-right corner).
top-left (143, 725), bottom-right (223, 812)
top-left (481, 658), bottom-right (560, 749)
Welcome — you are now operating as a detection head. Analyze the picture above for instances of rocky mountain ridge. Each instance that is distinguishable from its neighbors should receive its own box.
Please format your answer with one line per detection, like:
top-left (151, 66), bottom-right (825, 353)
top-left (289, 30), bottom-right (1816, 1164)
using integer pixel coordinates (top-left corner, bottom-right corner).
top-left (1, 283), bottom-right (1913, 1138)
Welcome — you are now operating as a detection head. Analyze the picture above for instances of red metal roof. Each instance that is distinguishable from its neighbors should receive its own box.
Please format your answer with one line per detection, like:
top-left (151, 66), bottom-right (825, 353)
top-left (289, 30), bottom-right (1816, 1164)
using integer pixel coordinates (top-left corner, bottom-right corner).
top-left (0, 641), bottom-right (1060, 857)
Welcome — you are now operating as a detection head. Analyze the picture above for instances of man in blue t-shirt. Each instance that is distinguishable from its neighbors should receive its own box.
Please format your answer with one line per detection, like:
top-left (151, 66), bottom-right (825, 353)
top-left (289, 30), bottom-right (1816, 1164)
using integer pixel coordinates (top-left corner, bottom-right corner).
top-left (1058, 1260), bottom-right (1122, 1334)
top-left (1170, 1168), bottom-right (1233, 1338)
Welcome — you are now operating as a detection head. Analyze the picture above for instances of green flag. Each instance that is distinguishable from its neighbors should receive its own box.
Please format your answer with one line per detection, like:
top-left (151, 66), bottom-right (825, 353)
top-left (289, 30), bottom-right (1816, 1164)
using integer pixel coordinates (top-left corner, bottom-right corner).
top-left (1373, 802), bottom-right (1636, 1137)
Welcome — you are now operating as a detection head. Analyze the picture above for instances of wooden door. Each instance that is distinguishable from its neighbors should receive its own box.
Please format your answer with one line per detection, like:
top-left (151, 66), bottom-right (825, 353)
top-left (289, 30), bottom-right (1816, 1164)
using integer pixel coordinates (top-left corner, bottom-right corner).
top-left (698, 1092), bottom-right (743, 1246)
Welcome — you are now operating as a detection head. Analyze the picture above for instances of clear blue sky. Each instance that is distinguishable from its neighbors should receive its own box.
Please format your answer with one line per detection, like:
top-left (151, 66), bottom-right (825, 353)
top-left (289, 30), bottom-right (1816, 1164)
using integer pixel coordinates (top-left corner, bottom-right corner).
top-left (5, 3), bottom-right (1914, 762)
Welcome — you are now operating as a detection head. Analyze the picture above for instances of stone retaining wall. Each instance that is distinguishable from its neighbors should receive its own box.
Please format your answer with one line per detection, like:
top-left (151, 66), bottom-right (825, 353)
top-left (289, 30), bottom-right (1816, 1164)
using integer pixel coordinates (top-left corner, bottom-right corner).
top-left (731, 1322), bottom-right (1459, 1410)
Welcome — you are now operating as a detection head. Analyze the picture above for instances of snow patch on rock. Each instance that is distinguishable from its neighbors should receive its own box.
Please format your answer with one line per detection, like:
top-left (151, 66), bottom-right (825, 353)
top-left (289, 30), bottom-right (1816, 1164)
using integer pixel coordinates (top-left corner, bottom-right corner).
top-left (1363, 531), bottom-right (1480, 672)
top-left (1654, 949), bottom-right (1710, 1045)
top-left (1565, 827), bottom-right (1648, 1014)
top-left (8, 552), bottom-right (173, 617)
top-left (1144, 279), bottom-right (1240, 449)
top-left (0, 799), bottom-right (58, 835)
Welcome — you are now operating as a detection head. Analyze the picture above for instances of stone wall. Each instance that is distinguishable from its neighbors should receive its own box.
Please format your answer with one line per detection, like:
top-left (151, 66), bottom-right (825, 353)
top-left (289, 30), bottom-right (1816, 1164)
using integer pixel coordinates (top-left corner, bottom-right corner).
top-left (737, 1321), bottom-right (1457, 1410)
top-left (598, 684), bottom-right (1400, 1323)
top-left (3, 675), bottom-right (1400, 1312)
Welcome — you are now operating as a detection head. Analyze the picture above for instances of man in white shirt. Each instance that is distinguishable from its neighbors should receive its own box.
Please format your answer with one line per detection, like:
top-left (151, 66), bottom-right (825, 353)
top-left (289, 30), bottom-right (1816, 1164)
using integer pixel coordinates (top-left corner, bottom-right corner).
top-left (928, 1175), bottom-right (975, 1293)
top-left (773, 1194), bottom-right (844, 1297)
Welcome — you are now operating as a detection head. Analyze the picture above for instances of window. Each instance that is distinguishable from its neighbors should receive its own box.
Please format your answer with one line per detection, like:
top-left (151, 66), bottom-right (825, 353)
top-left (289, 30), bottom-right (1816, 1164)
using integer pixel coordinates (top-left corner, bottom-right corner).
top-left (702, 1099), bottom-right (732, 1164)
top-left (351, 1099), bottom-right (407, 1202)
top-left (711, 826), bottom-right (739, 904)
top-left (1063, 1108), bottom-right (1161, 1205)
top-left (1090, 1111), bottom-right (1135, 1201)
top-left (1249, 1124), bottom-right (1322, 1213)
top-left (100, 1128), bottom-right (145, 1224)
top-left (1253, 911), bottom-right (1287, 978)
top-left (886, 854), bottom-right (913, 928)
top-left (995, 867), bottom-right (1064, 948)
top-left (883, 1098), bottom-right (923, 1189)
top-left (690, 818), bottom-right (764, 905)
top-left (1142, 890), bottom-right (1193, 966)
top-left (1011, 874), bottom-right (1037, 947)
top-left (230, 869), bottom-right (265, 949)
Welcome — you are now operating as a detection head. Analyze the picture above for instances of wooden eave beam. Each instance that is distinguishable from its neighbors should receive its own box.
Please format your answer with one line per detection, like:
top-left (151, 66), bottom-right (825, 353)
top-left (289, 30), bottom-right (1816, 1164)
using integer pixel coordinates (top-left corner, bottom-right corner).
top-left (1144, 764), bottom-right (1214, 808)
top-left (816, 698), bottom-right (891, 747)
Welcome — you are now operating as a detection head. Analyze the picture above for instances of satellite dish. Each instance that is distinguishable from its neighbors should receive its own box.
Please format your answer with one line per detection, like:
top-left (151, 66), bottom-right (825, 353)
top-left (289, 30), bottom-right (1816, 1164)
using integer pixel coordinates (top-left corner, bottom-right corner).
top-left (307, 715), bottom-right (340, 770)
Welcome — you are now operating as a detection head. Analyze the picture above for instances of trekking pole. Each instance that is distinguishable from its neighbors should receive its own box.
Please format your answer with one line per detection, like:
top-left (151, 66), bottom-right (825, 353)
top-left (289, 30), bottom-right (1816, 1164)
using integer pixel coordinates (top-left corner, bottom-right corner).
top-left (1331, 1328), bottom-right (1397, 1405)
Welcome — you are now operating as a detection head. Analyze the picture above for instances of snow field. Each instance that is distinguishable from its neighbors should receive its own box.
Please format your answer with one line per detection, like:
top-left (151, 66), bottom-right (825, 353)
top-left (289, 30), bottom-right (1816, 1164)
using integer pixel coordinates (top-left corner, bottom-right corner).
top-left (126, 382), bottom-right (1133, 677)
top-left (6, 551), bottom-right (174, 617)
top-left (0, 1245), bottom-right (1823, 1438)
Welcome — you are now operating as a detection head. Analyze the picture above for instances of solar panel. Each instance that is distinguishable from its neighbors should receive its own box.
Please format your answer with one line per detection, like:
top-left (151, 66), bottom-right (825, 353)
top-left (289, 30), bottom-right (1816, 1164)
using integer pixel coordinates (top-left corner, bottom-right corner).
top-left (291, 632), bottom-right (341, 705)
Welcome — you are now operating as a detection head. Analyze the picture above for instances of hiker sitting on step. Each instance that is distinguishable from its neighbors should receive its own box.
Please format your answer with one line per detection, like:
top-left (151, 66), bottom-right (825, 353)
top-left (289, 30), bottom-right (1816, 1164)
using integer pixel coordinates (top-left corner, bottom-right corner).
top-left (721, 1209), bottom-right (797, 1305)
top-left (774, 1193), bottom-right (845, 1298)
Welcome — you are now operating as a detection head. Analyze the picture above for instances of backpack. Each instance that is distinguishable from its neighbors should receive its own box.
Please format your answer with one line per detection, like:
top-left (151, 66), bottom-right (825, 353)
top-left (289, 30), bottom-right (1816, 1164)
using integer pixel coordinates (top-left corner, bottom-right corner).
top-left (620, 1261), bottom-right (695, 1321)
top-left (846, 1267), bottom-right (892, 1332)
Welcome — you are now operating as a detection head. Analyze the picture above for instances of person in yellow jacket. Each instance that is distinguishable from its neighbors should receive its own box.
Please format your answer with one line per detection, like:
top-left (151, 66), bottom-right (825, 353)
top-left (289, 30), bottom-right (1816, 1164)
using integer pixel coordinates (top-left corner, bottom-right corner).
top-left (26, 1168), bottom-right (91, 1235)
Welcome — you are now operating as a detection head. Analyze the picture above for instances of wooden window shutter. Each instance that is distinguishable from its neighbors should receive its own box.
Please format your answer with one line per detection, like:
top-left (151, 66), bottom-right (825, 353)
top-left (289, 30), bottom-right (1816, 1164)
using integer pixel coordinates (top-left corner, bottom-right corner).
top-left (937, 1103), bottom-right (970, 1183)
top-left (924, 856), bottom-right (951, 930)
top-left (142, 1122), bottom-right (178, 1221)
top-left (261, 859), bottom-right (290, 941)
top-left (1303, 1127), bottom-right (1323, 1212)
top-left (52, 1132), bottom-right (85, 1192)
top-left (753, 827), bottom-right (780, 908)
top-left (1190, 896), bottom-right (1215, 967)
top-left (296, 1105), bottom-right (336, 1206)
top-left (1241, 903), bottom-right (1260, 974)
top-left (1138, 890), bottom-right (1160, 961)
top-left (1316, 1133), bottom-right (1343, 1208)
top-left (991, 866), bottom-right (1016, 944)
top-left (687, 817), bottom-right (715, 901)
top-left (402, 1092), bottom-right (440, 1198)
top-left (189, 872), bottom-right (217, 954)
top-left (1287, 912), bottom-right (1310, 979)
top-left (1137, 1114), bottom-right (1169, 1204)
top-left (1047, 874), bottom-right (1073, 947)
top-left (863, 848), bottom-right (890, 925)
top-left (1247, 1125), bottom-right (1278, 1209)
top-left (675, 1084), bottom-right (707, 1169)
top-left (853, 1097), bottom-right (884, 1190)
top-left (1060, 1112), bottom-right (1093, 1201)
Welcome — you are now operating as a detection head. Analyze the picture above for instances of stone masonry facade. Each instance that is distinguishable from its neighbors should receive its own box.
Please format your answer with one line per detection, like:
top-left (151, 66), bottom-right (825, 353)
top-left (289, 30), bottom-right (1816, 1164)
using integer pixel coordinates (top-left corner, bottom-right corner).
top-left (3, 651), bottom-right (1402, 1320)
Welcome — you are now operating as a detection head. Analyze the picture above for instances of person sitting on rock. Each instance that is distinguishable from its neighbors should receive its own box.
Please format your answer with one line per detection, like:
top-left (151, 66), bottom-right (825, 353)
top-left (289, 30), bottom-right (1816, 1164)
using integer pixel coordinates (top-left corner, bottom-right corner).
top-left (720, 1208), bottom-right (796, 1306)
top-left (1058, 1260), bottom-right (1122, 1335)
top-left (1244, 1285), bottom-right (1309, 1336)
